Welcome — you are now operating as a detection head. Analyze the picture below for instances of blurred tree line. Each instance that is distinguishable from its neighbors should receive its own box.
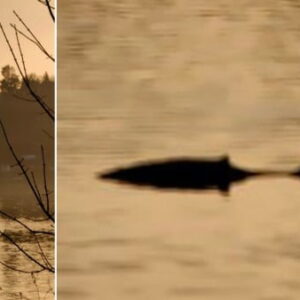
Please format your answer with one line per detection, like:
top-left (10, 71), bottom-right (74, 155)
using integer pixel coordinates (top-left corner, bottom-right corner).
top-left (0, 64), bottom-right (54, 166)
top-left (0, 64), bottom-right (54, 97)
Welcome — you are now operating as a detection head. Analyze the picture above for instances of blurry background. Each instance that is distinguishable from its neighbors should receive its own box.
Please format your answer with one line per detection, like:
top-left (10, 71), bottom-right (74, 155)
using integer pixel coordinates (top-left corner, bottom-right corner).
top-left (59, 1), bottom-right (300, 299)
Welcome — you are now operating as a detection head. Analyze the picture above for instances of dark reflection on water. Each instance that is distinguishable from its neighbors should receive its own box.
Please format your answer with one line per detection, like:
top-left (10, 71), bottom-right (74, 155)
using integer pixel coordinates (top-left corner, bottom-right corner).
top-left (59, 0), bottom-right (300, 299)
top-left (169, 286), bottom-right (236, 297)
top-left (57, 289), bottom-right (88, 299)
top-left (67, 237), bottom-right (140, 248)
top-left (93, 260), bottom-right (146, 272)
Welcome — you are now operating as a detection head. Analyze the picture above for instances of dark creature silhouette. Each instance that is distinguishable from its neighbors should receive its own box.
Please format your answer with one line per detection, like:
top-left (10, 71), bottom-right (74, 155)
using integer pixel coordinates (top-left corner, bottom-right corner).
top-left (100, 155), bottom-right (299, 193)
top-left (292, 168), bottom-right (300, 177)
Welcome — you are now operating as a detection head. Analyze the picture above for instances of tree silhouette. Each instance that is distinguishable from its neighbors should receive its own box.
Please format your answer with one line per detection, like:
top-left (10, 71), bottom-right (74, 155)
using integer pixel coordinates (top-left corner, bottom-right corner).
top-left (0, 65), bottom-right (20, 93)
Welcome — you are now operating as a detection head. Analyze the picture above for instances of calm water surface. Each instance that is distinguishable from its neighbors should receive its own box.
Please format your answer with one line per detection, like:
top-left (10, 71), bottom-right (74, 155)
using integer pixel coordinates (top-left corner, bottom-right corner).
top-left (0, 179), bottom-right (54, 299)
top-left (59, 1), bottom-right (300, 299)
top-left (0, 92), bottom-right (54, 299)
top-left (0, 218), bottom-right (54, 299)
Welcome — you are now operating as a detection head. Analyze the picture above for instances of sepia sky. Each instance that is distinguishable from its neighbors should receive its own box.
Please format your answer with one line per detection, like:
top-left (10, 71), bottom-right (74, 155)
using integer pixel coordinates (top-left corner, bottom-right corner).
top-left (0, 0), bottom-right (54, 79)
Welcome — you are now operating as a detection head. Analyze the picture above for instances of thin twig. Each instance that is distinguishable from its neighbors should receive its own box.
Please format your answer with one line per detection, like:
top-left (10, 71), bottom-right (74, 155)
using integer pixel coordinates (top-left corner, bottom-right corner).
top-left (37, 0), bottom-right (55, 10)
top-left (10, 24), bottom-right (37, 46)
top-left (0, 210), bottom-right (54, 235)
top-left (31, 172), bottom-right (43, 202)
top-left (34, 236), bottom-right (54, 272)
top-left (0, 210), bottom-right (35, 234)
top-left (10, 23), bottom-right (55, 62)
top-left (13, 24), bottom-right (28, 78)
top-left (41, 146), bottom-right (50, 213)
top-left (0, 231), bottom-right (54, 272)
top-left (12, 23), bottom-right (54, 114)
top-left (42, 129), bottom-right (54, 140)
top-left (13, 11), bottom-right (55, 61)
top-left (31, 171), bottom-right (55, 222)
top-left (0, 120), bottom-right (54, 221)
top-left (32, 230), bottom-right (54, 236)
top-left (42, 285), bottom-right (54, 300)
top-left (0, 23), bottom-right (25, 78)
top-left (31, 273), bottom-right (41, 300)
top-left (45, 0), bottom-right (55, 22)
top-left (0, 23), bottom-right (54, 121)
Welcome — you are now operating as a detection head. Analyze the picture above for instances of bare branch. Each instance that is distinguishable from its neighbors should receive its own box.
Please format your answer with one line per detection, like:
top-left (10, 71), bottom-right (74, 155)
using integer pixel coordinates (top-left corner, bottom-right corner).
top-left (0, 23), bottom-right (54, 121)
top-left (45, 0), bottom-right (55, 22)
top-left (0, 23), bottom-right (25, 78)
top-left (41, 146), bottom-right (50, 213)
top-left (1, 210), bottom-right (34, 233)
top-left (31, 172), bottom-right (43, 201)
top-left (31, 273), bottom-right (41, 300)
top-left (10, 158), bottom-right (25, 168)
top-left (10, 24), bottom-right (37, 45)
top-left (0, 211), bottom-right (54, 236)
top-left (42, 129), bottom-right (54, 140)
top-left (37, 0), bottom-right (55, 9)
top-left (0, 231), bottom-right (54, 272)
top-left (9, 23), bottom-right (55, 62)
top-left (0, 261), bottom-right (44, 274)
top-left (13, 11), bottom-right (55, 62)
top-left (32, 230), bottom-right (54, 236)
top-left (0, 120), bottom-right (54, 221)
top-left (13, 24), bottom-right (28, 80)
top-left (33, 231), bottom-right (54, 270)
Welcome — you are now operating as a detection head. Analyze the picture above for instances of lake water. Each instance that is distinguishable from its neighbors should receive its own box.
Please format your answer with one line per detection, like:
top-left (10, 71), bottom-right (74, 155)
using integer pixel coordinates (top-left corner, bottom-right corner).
top-left (58, 1), bottom-right (300, 299)
top-left (0, 218), bottom-right (54, 299)
top-left (0, 158), bottom-right (54, 299)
